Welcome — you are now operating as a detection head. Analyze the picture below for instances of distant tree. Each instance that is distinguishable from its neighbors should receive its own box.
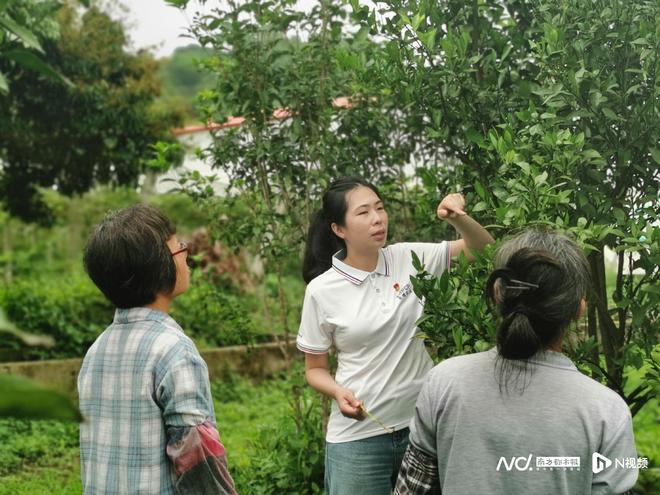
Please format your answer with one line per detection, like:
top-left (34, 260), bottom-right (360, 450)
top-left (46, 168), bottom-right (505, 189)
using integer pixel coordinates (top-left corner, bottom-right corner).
top-left (158, 44), bottom-right (215, 118)
top-left (0, 4), bottom-right (182, 223)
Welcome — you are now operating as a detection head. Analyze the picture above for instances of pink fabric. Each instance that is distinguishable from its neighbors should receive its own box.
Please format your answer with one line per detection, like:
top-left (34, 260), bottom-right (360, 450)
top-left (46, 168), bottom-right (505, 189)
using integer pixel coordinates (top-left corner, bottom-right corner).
top-left (167, 422), bottom-right (227, 476)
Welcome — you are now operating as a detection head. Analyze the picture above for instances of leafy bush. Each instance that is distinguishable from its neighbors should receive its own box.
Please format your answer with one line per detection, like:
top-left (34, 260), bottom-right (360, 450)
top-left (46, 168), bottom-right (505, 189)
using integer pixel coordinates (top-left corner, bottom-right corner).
top-left (171, 274), bottom-right (264, 347)
top-left (0, 275), bottom-right (113, 360)
top-left (231, 367), bottom-right (325, 495)
top-left (359, 0), bottom-right (659, 418)
top-left (0, 269), bottom-right (264, 360)
top-left (411, 249), bottom-right (497, 361)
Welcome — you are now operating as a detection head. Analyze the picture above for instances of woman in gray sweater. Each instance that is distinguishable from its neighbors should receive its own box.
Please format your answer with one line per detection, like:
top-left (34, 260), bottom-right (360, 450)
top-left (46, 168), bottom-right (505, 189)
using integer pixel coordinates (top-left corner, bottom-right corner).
top-left (394, 229), bottom-right (638, 495)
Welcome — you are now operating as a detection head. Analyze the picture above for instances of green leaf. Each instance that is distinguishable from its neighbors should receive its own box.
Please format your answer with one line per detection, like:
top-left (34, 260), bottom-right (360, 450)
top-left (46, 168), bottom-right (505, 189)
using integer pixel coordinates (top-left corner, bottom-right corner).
top-left (411, 250), bottom-right (423, 272)
top-left (472, 201), bottom-right (487, 212)
top-left (534, 171), bottom-right (548, 186)
top-left (630, 37), bottom-right (649, 46)
top-left (452, 326), bottom-right (463, 353)
top-left (4, 49), bottom-right (73, 87)
top-left (589, 90), bottom-right (605, 108)
top-left (465, 128), bottom-right (484, 147)
top-left (515, 161), bottom-right (531, 174)
top-left (601, 107), bottom-right (619, 120)
top-left (474, 181), bottom-right (486, 200)
top-left (418, 28), bottom-right (436, 52)
top-left (641, 285), bottom-right (660, 295)
top-left (165, 0), bottom-right (189, 7)
top-left (0, 374), bottom-right (81, 421)
top-left (0, 14), bottom-right (43, 52)
top-left (438, 270), bottom-right (449, 293)
top-left (411, 13), bottom-right (423, 31)
top-left (613, 208), bottom-right (626, 225)
top-left (650, 148), bottom-right (660, 165)
top-left (500, 45), bottom-right (512, 63)
top-left (475, 340), bottom-right (492, 352)
top-left (398, 11), bottom-right (411, 26)
top-left (0, 70), bottom-right (7, 93)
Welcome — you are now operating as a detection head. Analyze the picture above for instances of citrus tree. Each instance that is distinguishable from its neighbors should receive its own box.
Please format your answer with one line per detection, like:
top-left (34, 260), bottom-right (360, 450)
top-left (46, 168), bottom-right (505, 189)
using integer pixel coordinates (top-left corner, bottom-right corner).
top-left (358, 0), bottom-right (658, 416)
top-left (169, 0), bottom-right (420, 351)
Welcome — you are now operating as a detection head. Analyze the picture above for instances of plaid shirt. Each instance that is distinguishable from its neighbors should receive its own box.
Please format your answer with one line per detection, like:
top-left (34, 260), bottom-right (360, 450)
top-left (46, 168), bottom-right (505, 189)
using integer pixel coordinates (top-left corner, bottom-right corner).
top-left (394, 443), bottom-right (441, 495)
top-left (78, 308), bottom-right (236, 495)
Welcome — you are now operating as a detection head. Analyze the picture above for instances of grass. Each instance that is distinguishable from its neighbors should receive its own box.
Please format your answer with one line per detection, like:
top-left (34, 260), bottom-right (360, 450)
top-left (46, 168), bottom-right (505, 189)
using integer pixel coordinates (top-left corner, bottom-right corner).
top-left (0, 374), bottom-right (295, 495)
top-left (212, 372), bottom-right (293, 475)
top-left (0, 420), bottom-right (81, 495)
top-left (623, 365), bottom-right (660, 492)
top-left (0, 449), bottom-right (81, 495)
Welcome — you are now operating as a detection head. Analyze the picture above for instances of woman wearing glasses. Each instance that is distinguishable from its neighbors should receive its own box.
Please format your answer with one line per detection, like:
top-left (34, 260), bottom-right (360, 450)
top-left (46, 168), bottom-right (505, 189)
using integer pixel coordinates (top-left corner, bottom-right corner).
top-left (297, 177), bottom-right (494, 494)
top-left (79, 204), bottom-right (236, 495)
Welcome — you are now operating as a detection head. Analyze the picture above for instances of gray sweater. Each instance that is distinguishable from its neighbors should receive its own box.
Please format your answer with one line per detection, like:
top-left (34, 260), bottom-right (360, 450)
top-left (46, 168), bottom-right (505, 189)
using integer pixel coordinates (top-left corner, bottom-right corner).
top-left (409, 348), bottom-right (638, 494)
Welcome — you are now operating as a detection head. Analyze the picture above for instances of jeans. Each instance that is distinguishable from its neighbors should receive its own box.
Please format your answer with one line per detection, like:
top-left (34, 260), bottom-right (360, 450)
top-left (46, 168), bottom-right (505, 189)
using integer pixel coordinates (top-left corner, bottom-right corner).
top-left (325, 427), bottom-right (410, 495)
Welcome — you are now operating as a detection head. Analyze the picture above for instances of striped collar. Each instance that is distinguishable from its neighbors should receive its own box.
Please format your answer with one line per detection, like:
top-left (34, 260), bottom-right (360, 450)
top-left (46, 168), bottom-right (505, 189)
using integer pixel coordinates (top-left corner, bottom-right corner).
top-left (332, 248), bottom-right (389, 285)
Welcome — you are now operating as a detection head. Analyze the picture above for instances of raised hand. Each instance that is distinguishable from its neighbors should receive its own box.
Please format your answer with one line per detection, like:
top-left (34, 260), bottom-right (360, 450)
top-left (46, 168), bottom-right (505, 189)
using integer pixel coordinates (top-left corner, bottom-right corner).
top-left (437, 193), bottom-right (467, 220)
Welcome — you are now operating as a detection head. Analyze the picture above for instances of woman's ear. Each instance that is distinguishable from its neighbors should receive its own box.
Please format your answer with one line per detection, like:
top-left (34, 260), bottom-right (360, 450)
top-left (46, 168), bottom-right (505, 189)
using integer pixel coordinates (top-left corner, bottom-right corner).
top-left (577, 298), bottom-right (587, 319)
top-left (331, 222), bottom-right (345, 239)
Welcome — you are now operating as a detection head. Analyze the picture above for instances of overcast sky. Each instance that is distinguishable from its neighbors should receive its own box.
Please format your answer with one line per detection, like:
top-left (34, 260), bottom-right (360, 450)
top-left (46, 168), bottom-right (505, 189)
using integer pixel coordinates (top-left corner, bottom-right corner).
top-left (124, 0), bottom-right (327, 58)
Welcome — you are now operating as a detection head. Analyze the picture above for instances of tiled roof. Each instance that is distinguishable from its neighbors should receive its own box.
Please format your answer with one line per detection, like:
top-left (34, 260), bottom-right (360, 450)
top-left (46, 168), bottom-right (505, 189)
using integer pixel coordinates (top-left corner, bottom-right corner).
top-left (171, 96), bottom-right (352, 136)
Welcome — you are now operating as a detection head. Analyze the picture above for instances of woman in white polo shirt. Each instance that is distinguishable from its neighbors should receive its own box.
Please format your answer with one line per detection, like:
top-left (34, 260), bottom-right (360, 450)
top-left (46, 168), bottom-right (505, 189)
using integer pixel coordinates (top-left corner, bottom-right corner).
top-left (297, 176), bottom-right (494, 495)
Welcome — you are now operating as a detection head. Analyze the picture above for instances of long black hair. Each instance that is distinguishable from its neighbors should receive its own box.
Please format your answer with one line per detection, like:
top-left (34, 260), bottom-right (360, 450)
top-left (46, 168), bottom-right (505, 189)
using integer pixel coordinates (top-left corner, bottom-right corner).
top-left (302, 177), bottom-right (381, 284)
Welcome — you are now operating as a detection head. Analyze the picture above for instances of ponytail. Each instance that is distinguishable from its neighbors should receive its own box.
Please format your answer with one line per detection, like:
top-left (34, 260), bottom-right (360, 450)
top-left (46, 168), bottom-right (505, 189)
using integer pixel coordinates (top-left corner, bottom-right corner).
top-left (497, 310), bottom-right (542, 360)
top-left (302, 209), bottom-right (344, 284)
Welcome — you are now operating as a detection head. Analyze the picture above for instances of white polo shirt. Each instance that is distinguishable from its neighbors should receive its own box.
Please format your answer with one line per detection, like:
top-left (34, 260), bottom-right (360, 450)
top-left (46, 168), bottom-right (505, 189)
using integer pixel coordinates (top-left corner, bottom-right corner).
top-left (297, 242), bottom-right (451, 443)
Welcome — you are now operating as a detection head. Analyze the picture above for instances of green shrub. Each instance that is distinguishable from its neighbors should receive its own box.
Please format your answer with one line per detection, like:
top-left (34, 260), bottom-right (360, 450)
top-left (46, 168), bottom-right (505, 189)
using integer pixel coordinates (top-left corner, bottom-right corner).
top-left (0, 275), bottom-right (113, 360)
top-left (170, 274), bottom-right (263, 348)
top-left (0, 268), bottom-right (266, 360)
top-left (235, 367), bottom-right (325, 495)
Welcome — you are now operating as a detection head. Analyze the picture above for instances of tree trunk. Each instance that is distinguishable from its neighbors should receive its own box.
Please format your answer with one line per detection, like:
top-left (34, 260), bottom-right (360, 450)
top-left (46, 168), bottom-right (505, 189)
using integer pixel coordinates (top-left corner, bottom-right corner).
top-left (276, 264), bottom-right (291, 371)
top-left (587, 249), bottom-right (624, 392)
top-left (586, 300), bottom-right (599, 378)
